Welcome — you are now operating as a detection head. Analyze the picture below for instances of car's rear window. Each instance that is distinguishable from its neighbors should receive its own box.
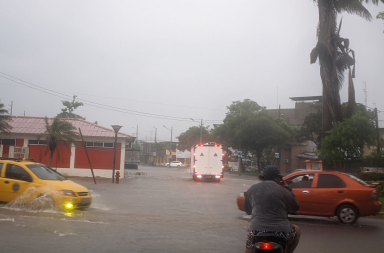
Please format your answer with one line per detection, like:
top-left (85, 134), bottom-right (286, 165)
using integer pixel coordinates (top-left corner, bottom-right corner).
top-left (346, 174), bottom-right (369, 186)
top-left (27, 164), bottom-right (67, 180)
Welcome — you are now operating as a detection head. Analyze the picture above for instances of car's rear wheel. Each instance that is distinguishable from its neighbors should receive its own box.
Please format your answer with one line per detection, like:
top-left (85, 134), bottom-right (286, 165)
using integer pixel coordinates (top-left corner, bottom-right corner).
top-left (177, 165), bottom-right (180, 168)
top-left (337, 204), bottom-right (358, 224)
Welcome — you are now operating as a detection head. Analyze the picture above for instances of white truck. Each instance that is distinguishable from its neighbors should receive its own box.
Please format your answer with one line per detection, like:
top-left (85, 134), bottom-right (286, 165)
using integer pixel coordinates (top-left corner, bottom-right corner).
top-left (190, 143), bottom-right (224, 182)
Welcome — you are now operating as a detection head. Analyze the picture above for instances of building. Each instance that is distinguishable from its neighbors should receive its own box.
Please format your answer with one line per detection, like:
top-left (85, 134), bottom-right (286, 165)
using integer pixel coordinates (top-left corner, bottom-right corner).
top-left (0, 116), bottom-right (135, 178)
top-left (267, 96), bottom-right (322, 127)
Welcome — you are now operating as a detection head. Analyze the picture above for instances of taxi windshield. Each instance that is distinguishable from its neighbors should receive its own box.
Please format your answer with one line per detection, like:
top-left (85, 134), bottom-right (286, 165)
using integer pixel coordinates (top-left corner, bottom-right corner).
top-left (27, 164), bottom-right (67, 181)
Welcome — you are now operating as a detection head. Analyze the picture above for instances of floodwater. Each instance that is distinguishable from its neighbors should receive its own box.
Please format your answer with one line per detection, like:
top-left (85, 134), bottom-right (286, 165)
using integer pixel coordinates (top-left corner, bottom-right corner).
top-left (1, 166), bottom-right (384, 253)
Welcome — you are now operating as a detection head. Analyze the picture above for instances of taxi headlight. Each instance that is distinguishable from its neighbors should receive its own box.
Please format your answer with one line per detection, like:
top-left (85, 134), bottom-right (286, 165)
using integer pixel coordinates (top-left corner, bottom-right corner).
top-left (65, 203), bottom-right (74, 209)
top-left (59, 190), bottom-right (76, 197)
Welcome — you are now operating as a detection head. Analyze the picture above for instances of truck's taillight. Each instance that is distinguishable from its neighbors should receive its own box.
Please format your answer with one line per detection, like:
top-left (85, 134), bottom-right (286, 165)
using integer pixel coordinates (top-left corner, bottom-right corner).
top-left (193, 165), bottom-right (196, 168)
top-left (215, 175), bottom-right (221, 178)
top-left (200, 144), bottom-right (204, 147)
top-left (222, 165), bottom-right (224, 168)
top-left (222, 153), bottom-right (224, 156)
top-left (194, 153), bottom-right (196, 156)
top-left (371, 189), bottom-right (379, 200)
top-left (197, 175), bottom-right (202, 178)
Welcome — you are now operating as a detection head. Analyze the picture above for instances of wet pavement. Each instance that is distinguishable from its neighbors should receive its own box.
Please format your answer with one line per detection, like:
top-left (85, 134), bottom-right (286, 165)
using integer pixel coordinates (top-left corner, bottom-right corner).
top-left (1, 165), bottom-right (384, 252)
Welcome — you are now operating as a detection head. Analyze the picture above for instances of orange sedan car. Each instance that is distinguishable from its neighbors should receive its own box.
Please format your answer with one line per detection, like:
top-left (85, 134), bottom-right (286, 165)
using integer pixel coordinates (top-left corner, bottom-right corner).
top-left (237, 170), bottom-right (382, 224)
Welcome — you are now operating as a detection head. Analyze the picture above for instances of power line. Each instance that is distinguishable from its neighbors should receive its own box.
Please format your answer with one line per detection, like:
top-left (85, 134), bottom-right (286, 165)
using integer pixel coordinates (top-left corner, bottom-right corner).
top-left (0, 72), bottom-right (224, 122)
top-left (0, 71), bottom-right (225, 112)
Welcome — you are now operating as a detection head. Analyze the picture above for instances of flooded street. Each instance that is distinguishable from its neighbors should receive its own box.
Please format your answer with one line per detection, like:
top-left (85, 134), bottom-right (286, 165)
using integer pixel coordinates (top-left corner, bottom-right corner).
top-left (1, 165), bottom-right (384, 253)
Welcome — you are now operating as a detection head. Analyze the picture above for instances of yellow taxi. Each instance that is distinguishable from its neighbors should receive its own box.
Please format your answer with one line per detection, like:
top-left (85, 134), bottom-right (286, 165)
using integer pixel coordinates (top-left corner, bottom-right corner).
top-left (0, 158), bottom-right (92, 209)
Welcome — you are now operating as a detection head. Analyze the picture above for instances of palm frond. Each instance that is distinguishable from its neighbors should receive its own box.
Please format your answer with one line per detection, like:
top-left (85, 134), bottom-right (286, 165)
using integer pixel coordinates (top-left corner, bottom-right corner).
top-left (360, 0), bottom-right (379, 5)
top-left (310, 45), bottom-right (319, 64)
top-left (336, 0), bottom-right (373, 21)
top-left (0, 101), bottom-right (12, 133)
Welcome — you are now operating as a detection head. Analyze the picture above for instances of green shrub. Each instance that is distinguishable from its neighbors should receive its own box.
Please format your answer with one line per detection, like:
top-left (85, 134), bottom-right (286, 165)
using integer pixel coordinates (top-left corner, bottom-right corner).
top-left (357, 172), bottom-right (384, 181)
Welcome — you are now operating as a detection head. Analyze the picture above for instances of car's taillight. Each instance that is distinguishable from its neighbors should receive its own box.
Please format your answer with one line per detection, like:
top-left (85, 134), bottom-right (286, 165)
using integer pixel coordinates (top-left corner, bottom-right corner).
top-left (371, 189), bottom-right (379, 200)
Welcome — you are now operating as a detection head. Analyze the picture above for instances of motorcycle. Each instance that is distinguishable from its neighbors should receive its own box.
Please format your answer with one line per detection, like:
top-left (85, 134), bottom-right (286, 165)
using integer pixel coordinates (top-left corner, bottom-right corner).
top-left (253, 232), bottom-right (286, 253)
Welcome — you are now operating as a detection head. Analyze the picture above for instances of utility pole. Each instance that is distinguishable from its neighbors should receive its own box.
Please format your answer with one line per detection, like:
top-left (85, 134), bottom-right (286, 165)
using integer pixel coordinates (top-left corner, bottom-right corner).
top-left (191, 118), bottom-right (203, 145)
top-left (9, 101), bottom-right (13, 116)
top-left (154, 127), bottom-right (157, 144)
top-left (278, 105), bottom-right (281, 120)
top-left (136, 124), bottom-right (139, 144)
top-left (375, 108), bottom-right (381, 154)
top-left (163, 126), bottom-right (173, 165)
top-left (200, 119), bottom-right (203, 145)
top-left (363, 82), bottom-right (367, 108)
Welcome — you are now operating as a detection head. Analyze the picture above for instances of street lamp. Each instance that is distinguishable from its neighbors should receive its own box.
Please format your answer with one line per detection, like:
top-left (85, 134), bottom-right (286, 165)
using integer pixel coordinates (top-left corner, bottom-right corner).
top-left (163, 125), bottom-right (173, 166)
top-left (153, 127), bottom-right (157, 166)
top-left (112, 125), bottom-right (122, 183)
top-left (190, 118), bottom-right (203, 145)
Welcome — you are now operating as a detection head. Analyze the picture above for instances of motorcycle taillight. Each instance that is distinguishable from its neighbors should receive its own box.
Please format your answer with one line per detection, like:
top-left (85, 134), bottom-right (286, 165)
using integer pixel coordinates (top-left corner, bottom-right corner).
top-left (255, 242), bottom-right (280, 250)
top-left (260, 242), bottom-right (273, 249)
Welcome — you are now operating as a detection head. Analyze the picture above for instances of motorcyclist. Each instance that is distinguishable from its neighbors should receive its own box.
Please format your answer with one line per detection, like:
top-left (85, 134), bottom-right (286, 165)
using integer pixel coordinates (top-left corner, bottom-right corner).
top-left (244, 165), bottom-right (300, 253)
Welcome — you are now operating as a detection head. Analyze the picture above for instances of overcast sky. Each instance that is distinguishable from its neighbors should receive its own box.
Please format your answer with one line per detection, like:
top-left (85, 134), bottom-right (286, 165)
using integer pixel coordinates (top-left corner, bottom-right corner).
top-left (1, 0), bottom-right (383, 142)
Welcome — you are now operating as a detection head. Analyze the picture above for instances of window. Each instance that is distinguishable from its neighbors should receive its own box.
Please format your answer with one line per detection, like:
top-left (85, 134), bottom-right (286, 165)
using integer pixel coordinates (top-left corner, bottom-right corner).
top-left (0, 162), bottom-right (3, 176)
top-left (27, 164), bottom-right (66, 181)
top-left (94, 142), bottom-right (103, 147)
top-left (286, 174), bottom-right (314, 188)
top-left (346, 174), bottom-right (369, 186)
top-left (317, 174), bottom-right (346, 188)
top-left (86, 142), bottom-right (114, 148)
top-left (104, 142), bottom-right (114, 148)
top-left (0, 139), bottom-right (16, 146)
top-left (28, 140), bottom-right (47, 145)
top-left (5, 164), bottom-right (32, 182)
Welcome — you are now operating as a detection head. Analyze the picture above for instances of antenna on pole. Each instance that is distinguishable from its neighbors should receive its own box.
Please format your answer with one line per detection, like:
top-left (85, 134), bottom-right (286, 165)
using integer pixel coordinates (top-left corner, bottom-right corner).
top-left (363, 82), bottom-right (367, 108)
top-left (277, 86), bottom-right (279, 109)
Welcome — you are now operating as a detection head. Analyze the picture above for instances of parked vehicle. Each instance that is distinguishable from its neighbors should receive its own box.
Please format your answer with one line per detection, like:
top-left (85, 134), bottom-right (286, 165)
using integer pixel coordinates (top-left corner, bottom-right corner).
top-left (125, 148), bottom-right (140, 169)
top-left (190, 143), bottom-right (224, 182)
top-left (0, 158), bottom-right (92, 210)
top-left (165, 161), bottom-right (184, 167)
top-left (237, 170), bottom-right (382, 224)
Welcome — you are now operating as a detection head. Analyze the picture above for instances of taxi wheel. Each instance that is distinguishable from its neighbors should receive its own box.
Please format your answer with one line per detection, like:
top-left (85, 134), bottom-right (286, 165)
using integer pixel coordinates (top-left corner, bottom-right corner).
top-left (337, 204), bottom-right (358, 225)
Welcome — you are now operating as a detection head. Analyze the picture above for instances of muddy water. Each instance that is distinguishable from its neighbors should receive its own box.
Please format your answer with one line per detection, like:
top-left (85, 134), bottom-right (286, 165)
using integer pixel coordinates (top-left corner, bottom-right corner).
top-left (0, 166), bottom-right (255, 252)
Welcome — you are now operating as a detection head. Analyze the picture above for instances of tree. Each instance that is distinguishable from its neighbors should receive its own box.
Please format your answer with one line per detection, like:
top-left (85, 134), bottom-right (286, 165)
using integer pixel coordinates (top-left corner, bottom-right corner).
top-left (177, 126), bottom-right (211, 151)
top-left (0, 100), bottom-right (12, 133)
top-left (234, 112), bottom-right (291, 171)
top-left (364, 151), bottom-right (384, 167)
top-left (319, 115), bottom-right (376, 165)
top-left (57, 95), bottom-right (85, 119)
top-left (226, 99), bottom-right (265, 116)
top-left (297, 106), bottom-right (322, 147)
top-left (310, 0), bottom-right (379, 139)
top-left (41, 117), bottom-right (79, 167)
top-left (378, 0), bottom-right (384, 33)
top-left (213, 107), bottom-right (292, 171)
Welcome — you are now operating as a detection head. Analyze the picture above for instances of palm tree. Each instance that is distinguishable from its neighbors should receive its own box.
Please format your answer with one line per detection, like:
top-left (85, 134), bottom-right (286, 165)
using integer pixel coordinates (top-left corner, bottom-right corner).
top-left (0, 100), bottom-right (12, 133)
top-left (310, 0), bottom-right (379, 138)
top-left (41, 116), bottom-right (79, 167)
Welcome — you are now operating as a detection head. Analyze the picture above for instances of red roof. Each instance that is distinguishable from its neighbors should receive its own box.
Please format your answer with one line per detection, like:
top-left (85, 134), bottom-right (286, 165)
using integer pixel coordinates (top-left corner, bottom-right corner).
top-left (8, 116), bottom-right (133, 138)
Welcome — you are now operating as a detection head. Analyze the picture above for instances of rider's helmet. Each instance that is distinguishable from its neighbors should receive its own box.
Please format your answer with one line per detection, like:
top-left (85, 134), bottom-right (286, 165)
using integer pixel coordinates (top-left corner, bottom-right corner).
top-left (261, 165), bottom-right (284, 180)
